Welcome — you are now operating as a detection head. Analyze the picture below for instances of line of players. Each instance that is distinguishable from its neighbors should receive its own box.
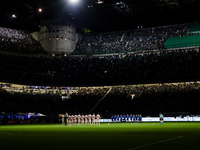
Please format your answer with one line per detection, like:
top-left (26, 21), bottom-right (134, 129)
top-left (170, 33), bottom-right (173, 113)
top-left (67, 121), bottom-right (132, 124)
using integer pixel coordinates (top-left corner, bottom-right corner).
top-left (62, 113), bottom-right (100, 126)
top-left (111, 114), bottom-right (142, 122)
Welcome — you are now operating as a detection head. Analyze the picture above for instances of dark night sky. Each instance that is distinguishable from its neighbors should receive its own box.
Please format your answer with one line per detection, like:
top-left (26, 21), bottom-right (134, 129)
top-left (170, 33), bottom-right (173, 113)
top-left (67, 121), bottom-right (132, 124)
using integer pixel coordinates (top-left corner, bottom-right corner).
top-left (0, 0), bottom-right (200, 33)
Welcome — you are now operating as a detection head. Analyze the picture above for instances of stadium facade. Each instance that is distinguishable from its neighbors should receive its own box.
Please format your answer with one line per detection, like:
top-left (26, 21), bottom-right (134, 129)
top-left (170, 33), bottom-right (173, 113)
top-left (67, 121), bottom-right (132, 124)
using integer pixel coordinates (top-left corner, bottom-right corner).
top-left (39, 20), bottom-right (77, 54)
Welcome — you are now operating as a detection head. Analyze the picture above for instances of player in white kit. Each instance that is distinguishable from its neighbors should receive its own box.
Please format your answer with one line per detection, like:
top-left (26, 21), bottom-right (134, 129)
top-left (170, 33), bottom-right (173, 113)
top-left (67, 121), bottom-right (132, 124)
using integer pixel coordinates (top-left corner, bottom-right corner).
top-left (74, 114), bottom-right (77, 124)
top-left (68, 115), bottom-right (71, 126)
top-left (88, 114), bottom-right (92, 125)
top-left (62, 115), bottom-right (65, 126)
top-left (92, 113), bottom-right (95, 125)
top-left (81, 114), bottom-right (85, 125)
top-left (96, 114), bottom-right (100, 126)
top-left (78, 114), bottom-right (81, 125)
top-left (85, 114), bottom-right (88, 125)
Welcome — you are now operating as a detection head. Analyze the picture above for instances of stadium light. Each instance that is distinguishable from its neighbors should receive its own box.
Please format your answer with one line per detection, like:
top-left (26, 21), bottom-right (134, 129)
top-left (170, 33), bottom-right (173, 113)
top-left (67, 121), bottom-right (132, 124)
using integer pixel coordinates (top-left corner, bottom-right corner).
top-left (69, 0), bottom-right (79, 4)
top-left (38, 8), bottom-right (42, 13)
top-left (97, 0), bottom-right (104, 4)
top-left (12, 14), bottom-right (17, 18)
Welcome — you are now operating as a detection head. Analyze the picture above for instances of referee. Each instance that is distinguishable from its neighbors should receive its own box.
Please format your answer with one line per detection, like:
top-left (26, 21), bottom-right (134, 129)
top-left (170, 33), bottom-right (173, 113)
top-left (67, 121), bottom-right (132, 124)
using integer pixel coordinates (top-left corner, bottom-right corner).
top-left (159, 113), bottom-right (164, 125)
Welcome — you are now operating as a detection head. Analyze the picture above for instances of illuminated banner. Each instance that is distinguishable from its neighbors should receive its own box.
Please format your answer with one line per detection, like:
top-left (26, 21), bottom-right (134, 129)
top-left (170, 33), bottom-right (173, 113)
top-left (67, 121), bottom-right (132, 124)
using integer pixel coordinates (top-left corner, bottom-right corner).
top-left (101, 117), bottom-right (200, 122)
top-left (98, 119), bottom-right (112, 122)
top-left (137, 117), bottom-right (200, 122)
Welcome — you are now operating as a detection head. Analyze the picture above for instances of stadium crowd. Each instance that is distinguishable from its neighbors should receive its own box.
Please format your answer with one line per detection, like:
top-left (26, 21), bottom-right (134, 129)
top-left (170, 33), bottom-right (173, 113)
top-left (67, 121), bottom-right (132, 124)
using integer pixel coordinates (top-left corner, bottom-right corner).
top-left (0, 27), bottom-right (46, 54)
top-left (0, 23), bottom-right (197, 55)
top-left (0, 82), bottom-right (199, 120)
top-left (1, 23), bottom-right (200, 124)
top-left (0, 47), bottom-right (200, 86)
top-left (74, 23), bottom-right (189, 54)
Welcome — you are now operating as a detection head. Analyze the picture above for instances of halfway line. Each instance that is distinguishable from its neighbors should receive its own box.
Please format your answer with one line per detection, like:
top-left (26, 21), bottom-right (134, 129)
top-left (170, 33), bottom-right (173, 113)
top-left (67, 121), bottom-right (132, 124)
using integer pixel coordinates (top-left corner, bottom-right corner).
top-left (127, 136), bottom-right (183, 150)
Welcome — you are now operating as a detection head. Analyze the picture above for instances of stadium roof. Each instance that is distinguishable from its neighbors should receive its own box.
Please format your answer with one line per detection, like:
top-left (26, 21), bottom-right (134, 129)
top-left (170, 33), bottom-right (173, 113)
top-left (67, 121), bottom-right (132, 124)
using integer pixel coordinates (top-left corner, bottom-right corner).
top-left (0, 0), bottom-right (200, 33)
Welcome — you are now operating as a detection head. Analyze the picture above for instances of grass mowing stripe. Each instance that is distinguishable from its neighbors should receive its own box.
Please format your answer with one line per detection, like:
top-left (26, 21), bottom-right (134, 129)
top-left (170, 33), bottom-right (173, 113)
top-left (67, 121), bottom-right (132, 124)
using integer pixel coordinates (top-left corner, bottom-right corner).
top-left (127, 136), bottom-right (183, 150)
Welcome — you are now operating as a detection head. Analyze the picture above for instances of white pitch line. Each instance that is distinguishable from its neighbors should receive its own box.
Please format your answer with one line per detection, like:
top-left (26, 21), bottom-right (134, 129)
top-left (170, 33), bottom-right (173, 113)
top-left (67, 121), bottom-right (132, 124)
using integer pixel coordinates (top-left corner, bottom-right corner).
top-left (127, 136), bottom-right (183, 150)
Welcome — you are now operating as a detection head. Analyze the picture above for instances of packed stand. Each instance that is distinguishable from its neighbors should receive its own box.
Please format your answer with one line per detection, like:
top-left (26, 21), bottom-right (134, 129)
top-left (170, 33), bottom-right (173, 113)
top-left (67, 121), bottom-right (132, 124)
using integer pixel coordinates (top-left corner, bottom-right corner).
top-left (95, 82), bottom-right (200, 117)
top-left (74, 31), bottom-right (125, 54)
top-left (1, 47), bottom-right (200, 86)
top-left (0, 82), bottom-right (200, 119)
top-left (0, 86), bottom-right (103, 115)
top-left (73, 23), bottom-right (189, 54)
top-left (0, 27), bottom-right (46, 54)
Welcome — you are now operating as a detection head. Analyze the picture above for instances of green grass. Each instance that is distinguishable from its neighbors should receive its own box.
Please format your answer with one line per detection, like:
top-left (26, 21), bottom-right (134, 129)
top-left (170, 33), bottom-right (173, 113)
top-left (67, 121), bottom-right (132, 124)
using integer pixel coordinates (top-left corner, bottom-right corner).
top-left (0, 122), bottom-right (200, 150)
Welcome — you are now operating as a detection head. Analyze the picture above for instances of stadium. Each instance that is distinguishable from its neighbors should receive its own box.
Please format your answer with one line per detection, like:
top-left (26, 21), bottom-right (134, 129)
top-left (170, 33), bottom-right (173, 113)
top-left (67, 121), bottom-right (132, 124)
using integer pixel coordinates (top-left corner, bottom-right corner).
top-left (1, 0), bottom-right (200, 150)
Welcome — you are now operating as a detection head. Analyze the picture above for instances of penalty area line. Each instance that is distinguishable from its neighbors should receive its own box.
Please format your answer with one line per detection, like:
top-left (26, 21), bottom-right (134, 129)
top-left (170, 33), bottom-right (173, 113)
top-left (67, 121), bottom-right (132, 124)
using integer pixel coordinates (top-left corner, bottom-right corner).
top-left (127, 136), bottom-right (183, 150)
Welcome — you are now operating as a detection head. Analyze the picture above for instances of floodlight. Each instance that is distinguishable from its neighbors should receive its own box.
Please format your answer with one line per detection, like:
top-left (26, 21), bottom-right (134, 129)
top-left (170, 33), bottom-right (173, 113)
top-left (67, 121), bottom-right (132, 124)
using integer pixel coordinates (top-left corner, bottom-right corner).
top-left (97, 0), bottom-right (104, 4)
top-left (12, 14), bottom-right (17, 18)
top-left (69, 0), bottom-right (79, 3)
top-left (38, 8), bottom-right (42, 13)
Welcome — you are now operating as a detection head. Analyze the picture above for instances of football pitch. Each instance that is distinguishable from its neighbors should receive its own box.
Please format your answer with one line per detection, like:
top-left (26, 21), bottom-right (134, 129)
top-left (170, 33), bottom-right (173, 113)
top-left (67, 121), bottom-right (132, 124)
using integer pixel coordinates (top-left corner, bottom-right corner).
top-left (0, 122), bottom-right (200, 150)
